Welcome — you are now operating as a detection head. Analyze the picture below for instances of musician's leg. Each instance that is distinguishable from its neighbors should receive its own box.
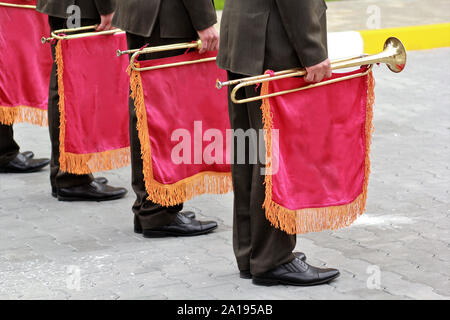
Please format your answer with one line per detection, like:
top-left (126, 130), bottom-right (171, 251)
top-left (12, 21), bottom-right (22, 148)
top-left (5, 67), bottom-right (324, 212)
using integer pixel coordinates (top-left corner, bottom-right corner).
top-left (47, 17), bottom-right (94, 189)
top-left (0, 122), bottom-right (50, 173)
top-left (46, 16), bottom-right (126, 201)
top-left (0, 124), bottom-right (19, 166)
top-left (245, 85), bottom-right (296, 276)
top-left (126, 25), bottom-right (217, 235)
top-left (126, 29), bottom-right (189, 229)
top-left (226, 71), bottom-right (253, 273)
top-left (227, 72), bottom-right (296, 275)
top-left (128, 94), bottom-right (183, 229)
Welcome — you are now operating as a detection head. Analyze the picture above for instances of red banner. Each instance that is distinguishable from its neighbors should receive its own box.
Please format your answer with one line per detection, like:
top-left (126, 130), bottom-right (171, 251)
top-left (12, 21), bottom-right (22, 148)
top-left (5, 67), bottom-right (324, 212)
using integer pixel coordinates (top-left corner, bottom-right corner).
top-left (130, 51), bottom-right (232, 207)
top-left (261, 68), bottom-right (375, 234)
top-left (0, 3), bottom-right (52, 126)
top-left (55, 33), bottom-right (130, 174)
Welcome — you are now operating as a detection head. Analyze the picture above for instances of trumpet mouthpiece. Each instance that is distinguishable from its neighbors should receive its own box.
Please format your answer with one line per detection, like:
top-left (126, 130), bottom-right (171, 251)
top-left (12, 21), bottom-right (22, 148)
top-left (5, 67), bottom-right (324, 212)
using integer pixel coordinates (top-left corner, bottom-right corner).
top-left (116, 50), bottom-right (123, 57)
top-left (216, 79), bottom-right (224, 90)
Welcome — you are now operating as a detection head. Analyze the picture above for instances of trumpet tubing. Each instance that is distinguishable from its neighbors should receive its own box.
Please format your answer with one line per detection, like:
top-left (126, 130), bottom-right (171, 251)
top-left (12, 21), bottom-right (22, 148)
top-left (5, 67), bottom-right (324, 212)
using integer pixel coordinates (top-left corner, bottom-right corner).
top-left (0, 2), bottom-right (36, 9)
top-left (41, 25), bottom-right (123, 44)
top-left (218, 37), bottom-right (406, 104)
top-left (126, 40), bottom-right (214, 72)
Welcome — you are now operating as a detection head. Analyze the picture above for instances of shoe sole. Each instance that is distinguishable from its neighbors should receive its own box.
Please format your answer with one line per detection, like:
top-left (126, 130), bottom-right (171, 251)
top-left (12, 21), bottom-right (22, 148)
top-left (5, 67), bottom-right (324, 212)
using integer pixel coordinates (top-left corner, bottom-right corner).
top-left (141, 225), bottom-right (218, 238)
top-left (57, 193), bottom-right (126, 202)
top-left (133, 213), bottom-right (197, 234)
top-left (52, 179), bottom-right (108, 199)
top-left (0, 164), bottom-right (49, 174)
top-left (252, 273), bottom-right (340, 287)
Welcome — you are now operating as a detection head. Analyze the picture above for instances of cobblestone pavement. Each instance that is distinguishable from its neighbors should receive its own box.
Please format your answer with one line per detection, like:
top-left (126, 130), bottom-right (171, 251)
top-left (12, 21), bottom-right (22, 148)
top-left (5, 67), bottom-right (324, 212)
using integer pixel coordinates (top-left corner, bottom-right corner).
top-left (0, 48), bottom-right (449, 300)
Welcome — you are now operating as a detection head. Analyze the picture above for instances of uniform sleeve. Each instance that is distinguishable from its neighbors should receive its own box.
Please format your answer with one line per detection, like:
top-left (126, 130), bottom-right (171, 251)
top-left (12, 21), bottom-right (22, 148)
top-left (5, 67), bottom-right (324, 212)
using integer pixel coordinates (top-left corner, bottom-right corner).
top-left (182, 0), bottom-right (217, 31)
top-left (275, 0), bottom-right (328, 67)
top-left (94, 0), bottom-right (116, 15)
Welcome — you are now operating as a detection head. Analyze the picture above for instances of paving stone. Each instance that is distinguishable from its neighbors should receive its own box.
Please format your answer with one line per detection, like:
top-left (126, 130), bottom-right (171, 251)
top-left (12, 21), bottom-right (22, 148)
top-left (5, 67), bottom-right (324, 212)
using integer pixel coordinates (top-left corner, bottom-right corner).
top-left (0, 38), bottom-right (449, 300)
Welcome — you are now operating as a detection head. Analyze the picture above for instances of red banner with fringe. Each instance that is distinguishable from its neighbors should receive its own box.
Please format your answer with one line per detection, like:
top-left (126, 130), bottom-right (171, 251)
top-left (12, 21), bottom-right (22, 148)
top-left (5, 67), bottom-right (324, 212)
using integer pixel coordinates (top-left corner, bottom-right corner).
top-left (129, 51), bottom-right (232, 207)
top-left (0, 1), bottom-right (52, 126)
top-left (54, 33), bottom-right (130, 174)
top-left (261, 67), bottom-right (375, 235)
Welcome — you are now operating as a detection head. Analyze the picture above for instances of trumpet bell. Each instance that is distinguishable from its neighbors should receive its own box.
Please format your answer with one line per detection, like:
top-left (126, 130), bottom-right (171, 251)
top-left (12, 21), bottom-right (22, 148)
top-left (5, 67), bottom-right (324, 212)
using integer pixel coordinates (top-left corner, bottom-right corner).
top-left (384, 37), bottom-right (407, 73)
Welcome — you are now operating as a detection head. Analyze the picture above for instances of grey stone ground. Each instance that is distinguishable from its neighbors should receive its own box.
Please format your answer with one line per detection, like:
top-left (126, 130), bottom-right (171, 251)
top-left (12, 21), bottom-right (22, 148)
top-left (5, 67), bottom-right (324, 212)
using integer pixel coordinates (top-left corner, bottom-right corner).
top-left (1, 47), bottom-right (449, 300)
top-left (325, 0), bottom-right (450, 31)
top-left (215, 0), bottom-right (450, 32)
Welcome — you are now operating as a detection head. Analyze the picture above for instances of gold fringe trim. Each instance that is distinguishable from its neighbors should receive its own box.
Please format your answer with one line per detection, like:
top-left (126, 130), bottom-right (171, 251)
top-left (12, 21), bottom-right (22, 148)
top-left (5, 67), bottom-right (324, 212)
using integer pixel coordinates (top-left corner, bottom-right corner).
top-left (0, 105), bottom-right (47, 126)
top-left (129, 64), bottom-right (232, 207)
top-left (55, 41), bottom-right (68, 172)
top-left (261, 71), bottom-right (375, 235)
top-left (60, 147), bottom-right (131, 174)
top-left (55, 42), bottom-right (130, 174)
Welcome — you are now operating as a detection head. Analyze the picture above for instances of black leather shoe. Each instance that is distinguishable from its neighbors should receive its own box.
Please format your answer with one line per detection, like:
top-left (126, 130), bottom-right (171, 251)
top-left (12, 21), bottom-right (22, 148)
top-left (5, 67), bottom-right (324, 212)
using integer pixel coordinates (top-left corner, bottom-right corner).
top-left (182, 211), bottom-right (196, 219)
top-left (252, 258), bottom-right (340, 286)
top-left (94, 177), bottom-right (108, 185)
top-left (135, 212), bottom-right (217, 238)
top-left (52, 177), bottom-right (109, 198)
top-left (240, 252), bottom-right (307, 279)
top-left (0, 153), bottom-right (50, 173)
top-left (22, 151), bottom-right (34, 159)
top-left (134, 211), bottom-right (197, 234)
top-left (55, 180), bottom-right (127, 202)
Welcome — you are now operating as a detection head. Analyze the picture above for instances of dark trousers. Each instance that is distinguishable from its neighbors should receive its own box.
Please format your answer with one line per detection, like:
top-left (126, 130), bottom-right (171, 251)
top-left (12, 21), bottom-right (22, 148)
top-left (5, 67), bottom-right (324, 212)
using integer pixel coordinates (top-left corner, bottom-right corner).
top-left (0, 124), bottom-right (19, 166)
top-left (126, 21), bottom-right (194, 229)
top-left (47, 17), bottom-right (96, 189)
top-left (227, 71), bottom-right (296, 276)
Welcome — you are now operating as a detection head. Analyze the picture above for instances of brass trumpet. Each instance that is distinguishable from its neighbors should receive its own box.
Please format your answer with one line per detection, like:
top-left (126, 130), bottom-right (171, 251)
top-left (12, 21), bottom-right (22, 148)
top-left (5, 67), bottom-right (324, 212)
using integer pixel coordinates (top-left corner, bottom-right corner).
top-left (217, 37), bottom-right (407, 104)
top-left (119, 40), bottom-right (217, 72)
top-left (41, 25), bottom-right (123, 44)
top-left (0, 2), bottom-right (36, 9)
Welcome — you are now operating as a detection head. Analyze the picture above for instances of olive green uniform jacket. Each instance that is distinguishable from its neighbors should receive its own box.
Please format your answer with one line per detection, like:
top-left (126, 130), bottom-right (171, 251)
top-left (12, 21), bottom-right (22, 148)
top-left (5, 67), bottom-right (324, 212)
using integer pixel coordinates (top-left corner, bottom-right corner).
top-left (36, 0), bottom-right (116, 19)
top-left (217, 0), bottom-right (328, 76)
top-left (112, 0), bottom-right (217, 38)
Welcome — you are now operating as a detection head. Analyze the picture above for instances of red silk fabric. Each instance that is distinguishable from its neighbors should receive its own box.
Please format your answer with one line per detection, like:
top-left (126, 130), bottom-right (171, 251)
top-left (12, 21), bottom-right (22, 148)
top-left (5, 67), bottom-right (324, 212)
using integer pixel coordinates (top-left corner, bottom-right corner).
top-left (137, 51), bottom-right (230, 185)
top-left (0, 3), bottom-right (51, 120)
top-left (267, 69), bottom-right (369, 211)
top-left (58, 33), bottom-right (130, 172)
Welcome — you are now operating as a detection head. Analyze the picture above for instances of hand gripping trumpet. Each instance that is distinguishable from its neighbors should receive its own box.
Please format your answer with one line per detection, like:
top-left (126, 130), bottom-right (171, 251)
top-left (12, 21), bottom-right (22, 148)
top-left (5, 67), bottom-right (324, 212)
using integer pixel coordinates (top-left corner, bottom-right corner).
top-left (216, 37), bottom-right (407, 104)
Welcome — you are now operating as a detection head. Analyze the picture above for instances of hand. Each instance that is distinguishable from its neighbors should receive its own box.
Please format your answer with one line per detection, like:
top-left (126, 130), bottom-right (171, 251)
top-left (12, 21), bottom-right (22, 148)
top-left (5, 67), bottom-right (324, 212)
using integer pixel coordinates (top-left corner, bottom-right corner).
top-left (197, 26), bottom-right (219, 54)
top-left (305, 58), bottom-right (332, 83)
top-left (96, 12), bottom-right (115, 31)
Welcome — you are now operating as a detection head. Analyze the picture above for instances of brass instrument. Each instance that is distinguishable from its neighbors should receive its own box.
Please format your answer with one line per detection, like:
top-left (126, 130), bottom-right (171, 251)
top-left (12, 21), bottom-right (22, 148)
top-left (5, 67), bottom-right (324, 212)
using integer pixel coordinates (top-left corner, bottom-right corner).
top-left (119, 40), bottom-right (217, 72)
top-left (0, 2), bottom-right (36, 9)
top-left (217, 37), bottom-right (407, 104)
top-left (41, 25), bottom-right (123, 44)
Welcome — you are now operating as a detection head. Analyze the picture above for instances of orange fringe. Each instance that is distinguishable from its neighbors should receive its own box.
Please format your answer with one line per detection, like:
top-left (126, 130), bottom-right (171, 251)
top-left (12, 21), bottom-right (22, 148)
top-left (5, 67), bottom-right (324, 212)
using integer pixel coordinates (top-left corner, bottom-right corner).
top-left (129, 64), bottom-right (233, 207)
top-left (0, 105), bottom-right (47, 126)
top-left (55, 42), bottom-right (130, 174)
top-left (261, 71), bottom-right (375, 235)
top-left (59, 147), bottom-right (131, 175)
